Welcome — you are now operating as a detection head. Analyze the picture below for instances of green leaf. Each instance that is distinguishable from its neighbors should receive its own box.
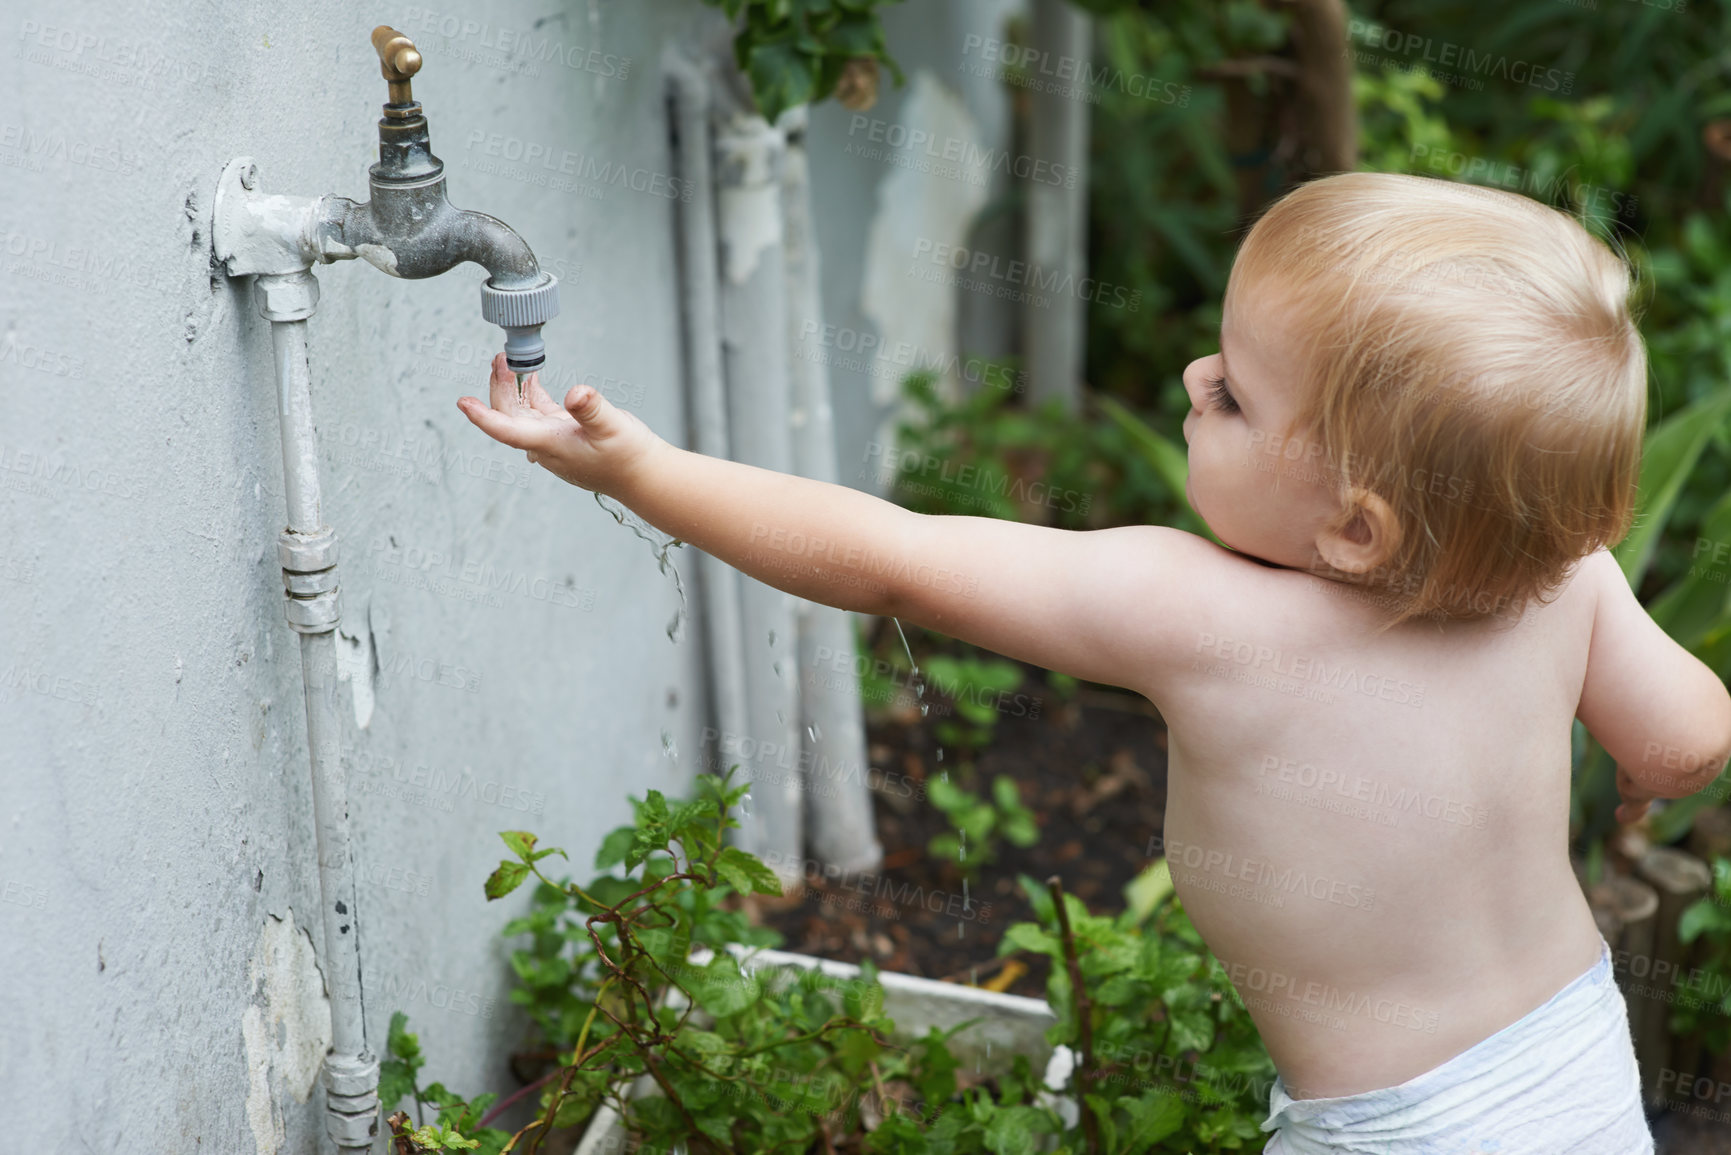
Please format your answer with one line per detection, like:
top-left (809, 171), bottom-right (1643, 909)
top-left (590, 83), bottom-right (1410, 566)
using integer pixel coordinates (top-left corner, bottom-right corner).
top-left (982, 1105), bottom-right (1048, 1155)
top-left (378, 1057), bottom-right (417, 1112)
top-left (1001, 922), bottom-right (1060, 959)
top-left (1123, 859), bottom-right (1175, 927)
top-left (499, 831), bottom-right (540, 861)
top-left (484, 861), bottom-right (531, 901)
top-left (746, 36), bottom-right (821, 122)
top-left (1122, 1087), bottom-right (1188, 1146)
top-left (687, 952), bottom-right (762, 1017)
top-left (594, 825), bottom-right (636, 871)
top-left (715, 846), bottom-right (785, 895)
top-left (1615, 383), bottom-right (1731, 589)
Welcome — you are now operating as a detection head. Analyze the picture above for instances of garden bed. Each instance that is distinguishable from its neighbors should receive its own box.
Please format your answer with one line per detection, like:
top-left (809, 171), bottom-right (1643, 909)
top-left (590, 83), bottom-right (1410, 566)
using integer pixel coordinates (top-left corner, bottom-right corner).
top-left (757, 617), bottom-right (1172, 1000)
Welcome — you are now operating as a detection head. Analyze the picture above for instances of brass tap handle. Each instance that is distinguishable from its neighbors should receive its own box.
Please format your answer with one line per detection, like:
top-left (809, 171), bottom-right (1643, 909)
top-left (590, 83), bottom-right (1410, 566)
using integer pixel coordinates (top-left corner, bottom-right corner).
top-left (371, 26), bottom-right (422, 105)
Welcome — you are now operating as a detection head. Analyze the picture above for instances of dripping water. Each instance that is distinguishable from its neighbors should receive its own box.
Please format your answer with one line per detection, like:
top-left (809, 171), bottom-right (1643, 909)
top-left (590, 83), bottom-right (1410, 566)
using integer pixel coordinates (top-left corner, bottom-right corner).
top-left (593, 492), bottom-right (688, 642)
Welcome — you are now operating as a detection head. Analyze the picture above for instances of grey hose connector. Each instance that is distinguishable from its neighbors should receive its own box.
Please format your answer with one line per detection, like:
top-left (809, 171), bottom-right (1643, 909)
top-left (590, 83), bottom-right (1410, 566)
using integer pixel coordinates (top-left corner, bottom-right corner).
top-left (481, 273), bottom-right (560, 373)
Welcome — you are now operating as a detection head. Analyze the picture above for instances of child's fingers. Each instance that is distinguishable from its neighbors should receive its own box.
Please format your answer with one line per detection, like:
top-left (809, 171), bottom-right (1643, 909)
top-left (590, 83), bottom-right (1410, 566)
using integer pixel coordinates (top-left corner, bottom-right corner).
top-left (456, 396), bottom-right (548, 453)
top-left (488, 353), bottom-right (521, 414)
top-left (563, 384), bottom-right (608, 428)
top-left (525, 372), bottom-right (564, 416)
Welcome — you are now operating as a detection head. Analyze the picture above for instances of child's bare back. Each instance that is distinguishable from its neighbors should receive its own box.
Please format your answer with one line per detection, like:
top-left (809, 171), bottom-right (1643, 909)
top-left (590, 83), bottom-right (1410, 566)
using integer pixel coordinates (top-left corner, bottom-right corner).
top-left (1155, 539), bottom-right (1606, 1101)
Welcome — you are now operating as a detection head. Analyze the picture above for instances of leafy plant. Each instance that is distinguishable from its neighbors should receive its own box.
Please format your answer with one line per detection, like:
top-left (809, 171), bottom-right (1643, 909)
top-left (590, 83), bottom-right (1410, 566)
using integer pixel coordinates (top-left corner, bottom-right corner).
top-left (920, 651), bottom-right (1030, 753)
top-left (698, 0), bottom-right (907, 122)
top-left (478, 769), bottom-right (900, 1154)
top-left (929, 774), bottom-right (1040, 876)
top-left (1670, 857), bottom-right (1731, 1055)
top-left (386, 768), bottom-right (1278, 1153)
top-left (379, 1012), bottom-right (510, 1154)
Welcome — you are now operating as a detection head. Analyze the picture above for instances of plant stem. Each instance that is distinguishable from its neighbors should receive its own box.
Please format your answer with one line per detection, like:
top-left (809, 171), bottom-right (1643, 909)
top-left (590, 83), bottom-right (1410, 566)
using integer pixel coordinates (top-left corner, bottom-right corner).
top-left (479, 1068), bottom-right (560, 1130)
top-left (1047, 875), bottom-right (1100, 1155)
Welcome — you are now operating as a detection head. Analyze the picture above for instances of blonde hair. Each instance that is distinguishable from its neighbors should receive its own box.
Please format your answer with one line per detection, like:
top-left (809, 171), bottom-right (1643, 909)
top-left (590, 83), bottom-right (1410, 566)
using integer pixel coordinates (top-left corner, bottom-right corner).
top-left (1223, 171), bottom-right (1648, 630)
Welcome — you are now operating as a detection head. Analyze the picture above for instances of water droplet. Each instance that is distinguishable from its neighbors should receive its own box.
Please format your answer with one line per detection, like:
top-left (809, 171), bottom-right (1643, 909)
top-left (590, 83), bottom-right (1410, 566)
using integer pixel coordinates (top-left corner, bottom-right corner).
top-left (957, 922), bottom-right (964, 940)
top-left (963, 878), bottom-right (971, 912)
top-left (593, 493), bottom-right (688, 644)
top-left (892, 617), bottom-right (918, 673)
top-left (777, 708), bottom-right (786, 726)
top-left (940, 770), bottom-right (948, 784)
top-left (514, 370), bottom-right (529, 407)
top-left (959, 830), bottom-right (966, 862)
top-left (739, 792), bottom-right (754, 818)
top-left (806, 725), bottom-right (817, 743)
top-left (936, 748), bottom-right (943, 762)
top-left (660, 728), bottom-right (678, 761)
top-left (812, 723), bottom-right (822, 741)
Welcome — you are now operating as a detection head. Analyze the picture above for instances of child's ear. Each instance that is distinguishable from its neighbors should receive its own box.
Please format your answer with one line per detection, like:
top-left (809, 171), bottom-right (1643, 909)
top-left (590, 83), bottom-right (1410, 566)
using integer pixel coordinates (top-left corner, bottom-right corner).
top-left (1314, 487), bottom-right (1401, 575)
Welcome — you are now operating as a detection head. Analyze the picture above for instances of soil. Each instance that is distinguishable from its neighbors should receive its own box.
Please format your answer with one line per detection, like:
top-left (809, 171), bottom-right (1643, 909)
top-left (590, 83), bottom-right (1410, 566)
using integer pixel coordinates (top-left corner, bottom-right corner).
top-left (754, 616), bottom-right (1172, 1001)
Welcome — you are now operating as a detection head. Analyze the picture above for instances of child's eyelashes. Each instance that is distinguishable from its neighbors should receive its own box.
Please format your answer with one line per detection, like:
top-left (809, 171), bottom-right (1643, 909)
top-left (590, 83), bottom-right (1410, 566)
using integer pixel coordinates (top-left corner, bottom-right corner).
top-left (1206, 374), bottom-right (1239, 414)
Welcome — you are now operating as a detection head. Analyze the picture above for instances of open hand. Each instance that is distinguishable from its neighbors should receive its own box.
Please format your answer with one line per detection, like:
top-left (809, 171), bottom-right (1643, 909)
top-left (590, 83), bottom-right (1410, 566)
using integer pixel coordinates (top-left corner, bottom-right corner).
top-left (457, 352), bottom-right (663, 496)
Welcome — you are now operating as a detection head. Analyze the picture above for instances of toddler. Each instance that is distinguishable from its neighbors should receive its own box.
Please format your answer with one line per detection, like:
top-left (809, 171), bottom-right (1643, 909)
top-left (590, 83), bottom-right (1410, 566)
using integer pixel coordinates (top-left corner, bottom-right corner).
top-left (458, 171), bottom-right (1731, 1153)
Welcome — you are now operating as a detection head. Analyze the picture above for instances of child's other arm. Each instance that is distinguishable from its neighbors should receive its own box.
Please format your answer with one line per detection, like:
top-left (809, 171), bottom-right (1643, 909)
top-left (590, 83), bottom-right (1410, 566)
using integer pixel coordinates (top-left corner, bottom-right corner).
top-left (1576, 548), bottom-right (1731, 815)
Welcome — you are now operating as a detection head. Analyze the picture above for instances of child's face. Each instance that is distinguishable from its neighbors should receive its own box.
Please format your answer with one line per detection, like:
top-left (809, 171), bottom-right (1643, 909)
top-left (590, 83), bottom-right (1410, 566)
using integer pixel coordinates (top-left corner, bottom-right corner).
top-left (1180, 289), bottom-right (1344, 570)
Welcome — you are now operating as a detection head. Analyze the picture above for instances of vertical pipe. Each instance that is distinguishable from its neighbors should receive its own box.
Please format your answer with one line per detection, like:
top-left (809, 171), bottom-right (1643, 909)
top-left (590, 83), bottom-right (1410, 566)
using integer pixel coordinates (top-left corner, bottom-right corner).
top-left (667, 53), bottom-right (756, 833)
top-left (1024, 0), bottom-right (1092, 411)
top-left (255, 272), bottom-right (379, 1154)
top-left (713, 105), bottom-right (805, 884)
top-left (780, 110), bottom-right (883, 875)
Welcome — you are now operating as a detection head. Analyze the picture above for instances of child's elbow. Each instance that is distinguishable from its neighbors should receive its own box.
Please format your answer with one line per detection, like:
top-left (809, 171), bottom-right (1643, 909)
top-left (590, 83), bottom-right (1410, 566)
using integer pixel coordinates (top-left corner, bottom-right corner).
top-left (1647, 693), bottom-right (1731, 798)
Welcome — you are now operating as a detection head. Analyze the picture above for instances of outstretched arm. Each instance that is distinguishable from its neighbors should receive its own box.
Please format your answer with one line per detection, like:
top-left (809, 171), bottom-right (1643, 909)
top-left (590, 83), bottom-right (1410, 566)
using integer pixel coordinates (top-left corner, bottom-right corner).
top-left (1575, 548), bottom-right (1731, 821)
top-left (457, 355), bottom-right (1201, 695)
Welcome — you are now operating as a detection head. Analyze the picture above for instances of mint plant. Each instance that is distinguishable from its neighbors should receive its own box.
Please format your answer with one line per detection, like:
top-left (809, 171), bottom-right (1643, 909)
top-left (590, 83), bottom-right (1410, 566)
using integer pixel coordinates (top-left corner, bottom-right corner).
top-left (929, 774), bottom-right (1041, 876)
top-left (378, 1011), bottom-right (510, 1153)
top-left (384, 771), bottom-right (1277, 1153)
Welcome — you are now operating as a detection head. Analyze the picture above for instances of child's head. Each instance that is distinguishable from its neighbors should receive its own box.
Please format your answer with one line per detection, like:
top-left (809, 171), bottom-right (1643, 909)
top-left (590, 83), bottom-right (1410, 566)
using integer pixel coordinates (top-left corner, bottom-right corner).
top-left (1181, 171), bottom-right (1647, 629)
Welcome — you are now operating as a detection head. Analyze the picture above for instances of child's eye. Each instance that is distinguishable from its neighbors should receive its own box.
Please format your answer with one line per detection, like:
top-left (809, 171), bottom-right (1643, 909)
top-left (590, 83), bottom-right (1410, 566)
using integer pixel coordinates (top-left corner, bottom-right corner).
top-left (1206, 374), bottom-right (1239, 413)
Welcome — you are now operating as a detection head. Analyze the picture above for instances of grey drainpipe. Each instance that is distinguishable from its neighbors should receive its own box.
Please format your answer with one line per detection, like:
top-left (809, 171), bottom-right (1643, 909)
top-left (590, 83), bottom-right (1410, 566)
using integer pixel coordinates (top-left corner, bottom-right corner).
top-left (666, 50), bottom-right (755, 832)
top-left (706, 69), bottom-right (807, 885)
top-left (779, 107), bottom-right (884, 875)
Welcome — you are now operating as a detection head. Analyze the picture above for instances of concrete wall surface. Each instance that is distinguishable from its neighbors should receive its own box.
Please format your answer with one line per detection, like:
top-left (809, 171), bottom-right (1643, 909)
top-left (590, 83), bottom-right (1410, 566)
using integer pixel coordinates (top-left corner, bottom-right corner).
top-left (0, 0), bottom-right (1022, 1150)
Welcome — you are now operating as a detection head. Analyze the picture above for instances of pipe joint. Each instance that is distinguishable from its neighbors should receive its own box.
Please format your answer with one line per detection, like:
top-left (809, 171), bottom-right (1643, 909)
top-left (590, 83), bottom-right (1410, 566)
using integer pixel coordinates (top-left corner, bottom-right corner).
top-left (255, 271), bottom-right (320, 323)
top-left (279, 527), bottom-right (339, 573)
top-left (324, 1051), bottom-right (381, 1098)
top-left (285, 589), bottom-right (341, 634)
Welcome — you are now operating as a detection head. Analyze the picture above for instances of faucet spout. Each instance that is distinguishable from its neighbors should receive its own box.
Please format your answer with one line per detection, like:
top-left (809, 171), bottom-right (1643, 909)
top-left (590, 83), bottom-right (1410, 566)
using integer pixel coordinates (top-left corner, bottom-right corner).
top-left (319, 189), bottom-right (544, 288)
top-left (308, 57), bottom-right (560, 374)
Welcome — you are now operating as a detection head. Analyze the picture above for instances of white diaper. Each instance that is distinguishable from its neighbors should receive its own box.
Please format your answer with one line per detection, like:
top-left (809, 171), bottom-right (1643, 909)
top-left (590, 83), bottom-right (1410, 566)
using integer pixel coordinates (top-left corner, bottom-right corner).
top-left (1261, 936), bottom-right (1653, 1154)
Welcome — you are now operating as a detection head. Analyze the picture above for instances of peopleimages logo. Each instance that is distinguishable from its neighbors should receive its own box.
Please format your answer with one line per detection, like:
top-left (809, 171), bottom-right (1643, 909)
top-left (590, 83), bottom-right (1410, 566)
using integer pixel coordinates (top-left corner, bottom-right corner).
top-left (909, 238), bottom-right (1141, 312)
top-left (846, 114), bottom-right (1079, 188)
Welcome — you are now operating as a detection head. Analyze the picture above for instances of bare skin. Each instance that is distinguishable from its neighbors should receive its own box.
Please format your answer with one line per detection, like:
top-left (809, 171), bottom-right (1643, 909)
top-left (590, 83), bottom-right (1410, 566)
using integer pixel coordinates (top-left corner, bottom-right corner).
top-left (458, 277), bottom-right (1731, 1100)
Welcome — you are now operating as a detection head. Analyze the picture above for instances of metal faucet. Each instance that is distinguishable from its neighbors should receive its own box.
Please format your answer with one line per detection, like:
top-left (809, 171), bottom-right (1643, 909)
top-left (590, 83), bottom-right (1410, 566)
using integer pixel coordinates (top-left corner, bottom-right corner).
top-left (207, 27), bottom-right (562, 1155)
top-left (213, 25), bottom-right (560, 374)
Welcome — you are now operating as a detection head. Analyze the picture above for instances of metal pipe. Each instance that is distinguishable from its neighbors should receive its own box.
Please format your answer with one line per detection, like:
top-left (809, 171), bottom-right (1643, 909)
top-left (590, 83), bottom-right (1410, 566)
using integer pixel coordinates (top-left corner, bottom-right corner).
top-left (711, 79), bottom-right (804, 883)
top-left (667, 52), bottom-right (756, 823)
top-left (780, 109), bottom-right (883, 875)
top-left (1025, 0), bottom-right (1092, 411)
top-left (255, 271), bottom-right (379, 1154)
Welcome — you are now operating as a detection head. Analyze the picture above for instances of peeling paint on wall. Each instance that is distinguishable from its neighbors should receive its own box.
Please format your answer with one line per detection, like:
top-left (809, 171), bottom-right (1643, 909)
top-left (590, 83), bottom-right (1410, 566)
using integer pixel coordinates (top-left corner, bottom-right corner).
top-left (242, 910), bottom-right (332, 1155)
top-left (858, 69), bottom-right (990, 416)
top-left (718, 113), bottom-right (786, 285)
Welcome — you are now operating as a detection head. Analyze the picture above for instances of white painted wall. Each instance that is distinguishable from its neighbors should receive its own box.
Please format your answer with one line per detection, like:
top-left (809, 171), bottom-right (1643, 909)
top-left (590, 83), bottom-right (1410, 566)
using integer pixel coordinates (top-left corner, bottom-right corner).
top-left (0, 1), bottom-right (1024, 1151)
